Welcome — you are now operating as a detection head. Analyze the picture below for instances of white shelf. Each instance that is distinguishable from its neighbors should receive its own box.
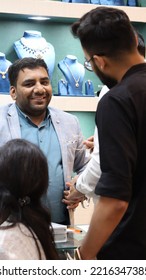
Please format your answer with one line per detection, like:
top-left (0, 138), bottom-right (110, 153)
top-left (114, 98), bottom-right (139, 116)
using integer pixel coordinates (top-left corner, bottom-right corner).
top-left (0, 95), bottom-right (98, 112)
top-left (51, 96), bottom-right (98, 111)
top-left (0, 0), bottom-right (146, 23)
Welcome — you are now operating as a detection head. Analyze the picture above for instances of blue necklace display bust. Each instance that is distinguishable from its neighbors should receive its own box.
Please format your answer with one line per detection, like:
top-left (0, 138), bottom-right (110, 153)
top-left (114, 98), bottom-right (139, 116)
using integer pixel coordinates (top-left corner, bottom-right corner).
top-left (13, 30), bottom-right (55, 80)
top-left (0, 52), bottom-right (12, 94)
top-left (58, 55), bottom-right (95, 96)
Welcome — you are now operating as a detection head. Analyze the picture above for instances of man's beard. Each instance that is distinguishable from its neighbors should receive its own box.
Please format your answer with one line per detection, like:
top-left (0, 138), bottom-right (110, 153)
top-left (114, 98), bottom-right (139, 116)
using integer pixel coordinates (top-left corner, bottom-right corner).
top-left (94, 64), bottom-right (117, 89)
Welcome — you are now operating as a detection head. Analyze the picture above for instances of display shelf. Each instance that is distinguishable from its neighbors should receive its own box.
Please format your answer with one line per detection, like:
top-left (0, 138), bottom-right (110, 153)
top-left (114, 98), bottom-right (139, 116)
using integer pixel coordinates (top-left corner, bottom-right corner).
top-left (51, 96), bottom-right (98, 111)
top-left (0, 0), bottom-right (144, 112)
top-left (0, 95), bottom-right (98, 112)
top-left (0, 0), bottom-right (146, 23)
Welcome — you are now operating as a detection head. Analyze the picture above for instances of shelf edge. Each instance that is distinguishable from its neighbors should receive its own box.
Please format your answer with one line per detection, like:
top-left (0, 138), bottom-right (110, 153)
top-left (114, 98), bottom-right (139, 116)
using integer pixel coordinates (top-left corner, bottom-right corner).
top-left (0, 1), bottom-right (146, 22)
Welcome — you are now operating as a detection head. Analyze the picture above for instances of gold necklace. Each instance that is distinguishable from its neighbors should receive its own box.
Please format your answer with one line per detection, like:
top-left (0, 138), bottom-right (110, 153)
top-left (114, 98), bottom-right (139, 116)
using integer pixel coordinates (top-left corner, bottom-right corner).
top-left (0, 67), bottom-right (9, 79)
top-left (64, 61), bottom-right (81, 88)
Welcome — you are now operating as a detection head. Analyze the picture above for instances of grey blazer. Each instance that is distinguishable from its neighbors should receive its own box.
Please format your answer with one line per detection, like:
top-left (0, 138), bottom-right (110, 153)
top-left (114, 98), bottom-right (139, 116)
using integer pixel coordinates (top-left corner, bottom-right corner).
top-left (0, 103), bottom-right (88, 183)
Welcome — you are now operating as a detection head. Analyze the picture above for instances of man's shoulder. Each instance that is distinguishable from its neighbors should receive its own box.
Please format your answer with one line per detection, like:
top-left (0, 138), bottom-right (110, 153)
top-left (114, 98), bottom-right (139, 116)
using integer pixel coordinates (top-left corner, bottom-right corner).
top-left (0, 103), bottom-right (15, 114)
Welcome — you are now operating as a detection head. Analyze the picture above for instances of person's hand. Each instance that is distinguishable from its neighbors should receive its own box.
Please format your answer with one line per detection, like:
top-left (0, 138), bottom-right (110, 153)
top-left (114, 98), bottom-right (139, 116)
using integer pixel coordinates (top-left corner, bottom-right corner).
top-left (67, 247), bottom-right (97, 260)
top-left (62, 178), bottom-right (85, 210)
top-left (83, 135), bottom-right (94, 151)
top-left (76, 247), bottom-right (97, 260)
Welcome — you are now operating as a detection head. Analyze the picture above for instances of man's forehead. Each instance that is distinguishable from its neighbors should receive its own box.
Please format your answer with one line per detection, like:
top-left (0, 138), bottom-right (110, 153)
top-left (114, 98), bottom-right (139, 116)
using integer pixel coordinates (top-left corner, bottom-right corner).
top-left (18, 67), bottom-right (49, 79)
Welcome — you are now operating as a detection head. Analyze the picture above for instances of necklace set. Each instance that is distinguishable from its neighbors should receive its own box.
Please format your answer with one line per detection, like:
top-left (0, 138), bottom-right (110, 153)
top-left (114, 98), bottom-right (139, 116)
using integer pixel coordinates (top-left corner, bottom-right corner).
top-left (64, 61), bottom-right (81, 88)
top-left (20, 40), bottom-right (48, 59)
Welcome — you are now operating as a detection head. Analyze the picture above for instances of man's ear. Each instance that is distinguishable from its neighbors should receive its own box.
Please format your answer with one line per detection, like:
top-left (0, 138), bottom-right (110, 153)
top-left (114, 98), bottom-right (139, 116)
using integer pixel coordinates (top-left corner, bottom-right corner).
top-left (93, 55), bottom-right (106, 71)
top-left (10, 86), bottom-right (17, 100)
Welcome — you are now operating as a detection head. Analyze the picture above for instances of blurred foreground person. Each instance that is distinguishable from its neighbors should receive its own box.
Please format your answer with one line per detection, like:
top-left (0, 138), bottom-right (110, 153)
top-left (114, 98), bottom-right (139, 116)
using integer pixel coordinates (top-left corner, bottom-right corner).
top-left (0, 139), bottom-right (58, 259)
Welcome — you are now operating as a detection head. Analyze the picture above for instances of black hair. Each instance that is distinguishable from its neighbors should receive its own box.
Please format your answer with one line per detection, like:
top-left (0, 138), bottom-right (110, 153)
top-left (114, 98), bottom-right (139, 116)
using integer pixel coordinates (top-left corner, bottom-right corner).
top-left (8, 57), bottom-right (49, 87)
top-left (71, 6), bottom-right (137, 59)
top-left (0, 139), bottom-right (58, 259)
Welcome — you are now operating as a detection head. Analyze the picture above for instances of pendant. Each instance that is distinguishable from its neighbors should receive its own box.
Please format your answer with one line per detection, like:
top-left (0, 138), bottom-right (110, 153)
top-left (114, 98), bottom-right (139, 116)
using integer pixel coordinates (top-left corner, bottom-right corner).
top-left (36, 53), bottom-right (43, 59)
top-left (0, 67), bottom-right (9, 79)
top-left (75, 82), bottom-right (79, 88)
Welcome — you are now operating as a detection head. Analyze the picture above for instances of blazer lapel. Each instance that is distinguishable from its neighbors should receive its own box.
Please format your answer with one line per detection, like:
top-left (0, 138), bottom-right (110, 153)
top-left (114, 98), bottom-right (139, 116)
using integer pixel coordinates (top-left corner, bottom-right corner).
top-left (49, 107), bottom-right (68, 183)
top-left (7, 103), bottom-right (21, 139)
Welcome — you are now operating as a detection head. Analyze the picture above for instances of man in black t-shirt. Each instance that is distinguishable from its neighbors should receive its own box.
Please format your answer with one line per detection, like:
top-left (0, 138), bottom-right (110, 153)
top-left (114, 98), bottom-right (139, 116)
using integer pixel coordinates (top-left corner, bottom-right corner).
top-left (70, 6), bottom-right (146, 259)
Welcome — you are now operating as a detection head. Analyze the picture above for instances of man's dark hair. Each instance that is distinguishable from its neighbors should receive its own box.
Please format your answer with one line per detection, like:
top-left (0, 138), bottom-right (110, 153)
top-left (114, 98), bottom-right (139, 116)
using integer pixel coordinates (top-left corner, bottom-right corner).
top-left (71, 6), bottom-right (137, 59)
top-left (8, 57), bottom-right (49, 87)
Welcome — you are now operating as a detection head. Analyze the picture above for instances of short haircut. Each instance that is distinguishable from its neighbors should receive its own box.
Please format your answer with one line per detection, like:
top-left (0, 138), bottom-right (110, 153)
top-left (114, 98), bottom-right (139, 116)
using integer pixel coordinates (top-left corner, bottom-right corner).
top-left (71, 7), bottom-right (137, 59)
top-left (8, 57), bottom-right (49, 87)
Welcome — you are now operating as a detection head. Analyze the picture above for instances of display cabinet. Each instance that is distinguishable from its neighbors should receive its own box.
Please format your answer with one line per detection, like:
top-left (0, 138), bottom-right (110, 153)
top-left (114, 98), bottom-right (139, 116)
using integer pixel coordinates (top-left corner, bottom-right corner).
top-left (0, 0), bottom-right (146, 23)
top-left (0, 0), bottom-right (146, 112)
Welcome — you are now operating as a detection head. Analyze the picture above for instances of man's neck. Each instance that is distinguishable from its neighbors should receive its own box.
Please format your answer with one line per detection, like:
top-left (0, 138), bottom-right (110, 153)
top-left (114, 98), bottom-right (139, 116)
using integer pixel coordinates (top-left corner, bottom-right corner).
top-left (110, 53), bottom-right (145, 82)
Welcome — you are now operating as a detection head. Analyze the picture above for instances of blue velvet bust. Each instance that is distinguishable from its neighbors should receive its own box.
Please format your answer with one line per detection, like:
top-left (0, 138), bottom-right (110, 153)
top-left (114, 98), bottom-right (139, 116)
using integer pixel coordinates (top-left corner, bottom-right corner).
top-left (14, 30), bottom-right (55, 80)
top-left (0, 52), bottom-right (12, 94)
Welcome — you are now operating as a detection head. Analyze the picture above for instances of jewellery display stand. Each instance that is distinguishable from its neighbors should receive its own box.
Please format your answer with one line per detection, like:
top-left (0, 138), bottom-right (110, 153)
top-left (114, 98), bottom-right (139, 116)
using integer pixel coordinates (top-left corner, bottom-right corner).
top-left (58, 79), bottom-right (68, 96)
top-left (85, 80), bottom-right (95, 96)
top-left (13, 30), bottom-right (55, 80)
top-left (90, 0), bottom-right (125, 4)
top-left (62, 0), bottom-right (125, 4)
top-left (58, 55), bottom-right (94, 96)
top-left (58, 55), bottom-right (85, 96)
top-left (62, 0), bottom-right (90, 3)
top-left (0, 52), bottom-right (12, 94)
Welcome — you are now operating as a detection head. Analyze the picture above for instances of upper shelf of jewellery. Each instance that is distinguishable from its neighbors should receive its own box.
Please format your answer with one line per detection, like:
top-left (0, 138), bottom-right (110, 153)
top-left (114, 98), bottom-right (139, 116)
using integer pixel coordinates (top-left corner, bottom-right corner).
top-left (0, 0), bottom-right (146, 23)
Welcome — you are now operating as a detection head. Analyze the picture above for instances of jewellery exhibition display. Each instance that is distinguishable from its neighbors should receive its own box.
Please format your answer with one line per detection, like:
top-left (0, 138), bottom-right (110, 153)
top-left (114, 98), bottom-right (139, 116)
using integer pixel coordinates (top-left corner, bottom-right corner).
top-left (0, 29), bottom-right (95, 97)
top-left (62, 0), bottom-right (137, 5)
top-left (0, 52), bottom-right (12, 94)
top-left (13, 30), bottom-right (55, 80)
top-left (90, 0), bottom-right (125, 4)
top-left (62, 0), bottom-right (90, 3)
top-left (58, 55), bottom-right (95, 96)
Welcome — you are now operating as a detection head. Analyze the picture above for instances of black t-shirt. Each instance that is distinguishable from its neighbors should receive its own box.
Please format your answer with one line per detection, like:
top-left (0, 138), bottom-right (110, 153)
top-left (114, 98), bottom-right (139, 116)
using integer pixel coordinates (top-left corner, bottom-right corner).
top-left (95, 63), bottom-right (146, 259)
